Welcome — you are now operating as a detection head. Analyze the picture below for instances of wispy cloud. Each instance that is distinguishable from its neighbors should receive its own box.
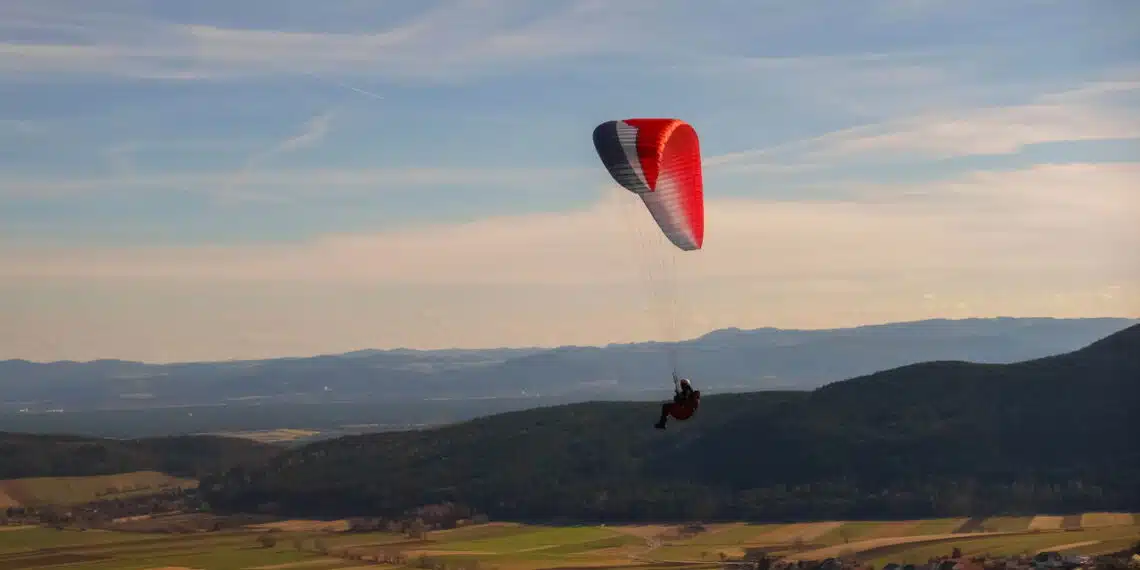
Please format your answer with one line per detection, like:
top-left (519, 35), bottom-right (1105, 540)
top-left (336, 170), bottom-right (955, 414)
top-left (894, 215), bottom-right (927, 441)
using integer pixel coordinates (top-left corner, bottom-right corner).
top-left (0, 0), bottom-right (1013, 87)
top-left (2, 165), bottom-right (593, 200)
top-left (213, 110), bottom-right (338, 204)
top-left (242, 111), bottom-right (335, 169)
top-left (816, 81), bottom-right (1140, 160)
top-left (708, 73), bottom-right (1140, 172)
top-left (0, 0), bottom-right (674, 83)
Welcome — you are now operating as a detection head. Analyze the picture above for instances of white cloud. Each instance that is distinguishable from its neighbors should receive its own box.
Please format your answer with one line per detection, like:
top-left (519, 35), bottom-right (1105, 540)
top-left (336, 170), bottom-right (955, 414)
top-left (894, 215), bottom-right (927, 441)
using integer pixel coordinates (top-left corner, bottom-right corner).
top-left (5, 162), bottom-right (1136, 285)
top-left (709, 74), bottom-right (1140, 172)
top-left (4, 162), bottom-right (1136, 361)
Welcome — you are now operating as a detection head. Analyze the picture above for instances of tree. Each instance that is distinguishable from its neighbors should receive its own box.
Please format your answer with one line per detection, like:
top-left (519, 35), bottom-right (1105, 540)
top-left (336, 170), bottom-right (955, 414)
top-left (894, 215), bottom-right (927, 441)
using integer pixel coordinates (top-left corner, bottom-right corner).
top-left (407, 518), bottom-right (428, 539)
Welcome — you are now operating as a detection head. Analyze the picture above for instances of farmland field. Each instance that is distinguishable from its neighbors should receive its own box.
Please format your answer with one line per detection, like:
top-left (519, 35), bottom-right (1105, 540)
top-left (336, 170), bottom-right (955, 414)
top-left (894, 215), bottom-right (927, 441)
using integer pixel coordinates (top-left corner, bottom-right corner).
top-left (210, 429), bottom-right (323, 444)
top-left (0, 471), bottom-right (196, 508)
top-left (0, 513), bottom-right (1135, 570)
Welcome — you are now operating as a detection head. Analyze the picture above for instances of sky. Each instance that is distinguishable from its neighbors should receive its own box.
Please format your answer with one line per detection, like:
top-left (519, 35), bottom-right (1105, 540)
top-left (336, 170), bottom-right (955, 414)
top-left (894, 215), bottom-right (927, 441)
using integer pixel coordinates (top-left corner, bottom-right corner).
top-left (1, 0), bottom-right (1138, 363)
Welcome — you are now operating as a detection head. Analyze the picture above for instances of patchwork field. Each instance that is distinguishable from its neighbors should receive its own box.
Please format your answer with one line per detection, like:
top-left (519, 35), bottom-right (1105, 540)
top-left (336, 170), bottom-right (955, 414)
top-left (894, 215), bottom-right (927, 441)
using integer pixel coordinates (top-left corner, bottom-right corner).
top-left (209, 429), bottom-right (323, 444)
top-left (0, 513), bottom-right (1135, 570)
top-left (0, 472), bottom-right (197, 508)
top-left (856, 524), bottom-right (1140, 569)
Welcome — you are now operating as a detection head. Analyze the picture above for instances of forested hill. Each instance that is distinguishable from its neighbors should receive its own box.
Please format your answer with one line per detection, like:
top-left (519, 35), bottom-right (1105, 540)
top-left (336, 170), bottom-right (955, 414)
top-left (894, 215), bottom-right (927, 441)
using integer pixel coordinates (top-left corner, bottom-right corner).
top-left (203, 324), bottom-right (1140, 522)
top-left (0, 432), bottom-right (280, 479)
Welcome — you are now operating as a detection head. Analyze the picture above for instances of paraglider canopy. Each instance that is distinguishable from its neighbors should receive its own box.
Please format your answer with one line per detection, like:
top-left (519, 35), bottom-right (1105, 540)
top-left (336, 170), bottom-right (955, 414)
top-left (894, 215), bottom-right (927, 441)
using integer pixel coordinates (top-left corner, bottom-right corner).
top-left (592, 118), bottom-right (704, 252)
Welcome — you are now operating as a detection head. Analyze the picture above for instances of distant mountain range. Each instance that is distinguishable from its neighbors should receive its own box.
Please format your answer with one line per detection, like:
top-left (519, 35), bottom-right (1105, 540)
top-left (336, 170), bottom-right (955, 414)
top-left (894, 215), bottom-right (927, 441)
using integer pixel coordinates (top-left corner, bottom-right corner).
top-left (1, 317), bottom-right (1135, 413)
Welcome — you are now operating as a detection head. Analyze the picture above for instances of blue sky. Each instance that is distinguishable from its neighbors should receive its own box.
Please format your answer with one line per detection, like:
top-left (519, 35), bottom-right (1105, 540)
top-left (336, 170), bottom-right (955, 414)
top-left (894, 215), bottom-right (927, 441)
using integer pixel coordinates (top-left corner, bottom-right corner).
top-left (1, 0), bottom-right (1137, 362)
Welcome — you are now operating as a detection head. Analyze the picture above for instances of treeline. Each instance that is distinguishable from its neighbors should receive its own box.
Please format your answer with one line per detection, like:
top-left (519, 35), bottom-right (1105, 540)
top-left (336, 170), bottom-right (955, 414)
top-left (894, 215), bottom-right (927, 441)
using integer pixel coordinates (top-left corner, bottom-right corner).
top-left (203, 461), bottom-right (1140, 522)
top-left (0, 432), bottom-right (280, 479)
top-left (202, 325), bottom-right (1140, 521)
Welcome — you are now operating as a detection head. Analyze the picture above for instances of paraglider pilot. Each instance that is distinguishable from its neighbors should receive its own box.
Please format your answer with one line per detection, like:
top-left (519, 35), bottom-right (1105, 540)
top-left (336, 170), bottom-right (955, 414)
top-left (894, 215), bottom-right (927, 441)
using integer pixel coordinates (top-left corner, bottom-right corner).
top-left (655, 373), bottom-right (700, 429)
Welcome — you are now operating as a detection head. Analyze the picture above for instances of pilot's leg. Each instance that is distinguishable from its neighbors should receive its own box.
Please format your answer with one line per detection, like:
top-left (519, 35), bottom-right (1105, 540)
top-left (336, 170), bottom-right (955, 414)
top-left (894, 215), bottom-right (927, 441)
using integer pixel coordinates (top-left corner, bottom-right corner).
top-left (655, 403), bottom-right (671, 429)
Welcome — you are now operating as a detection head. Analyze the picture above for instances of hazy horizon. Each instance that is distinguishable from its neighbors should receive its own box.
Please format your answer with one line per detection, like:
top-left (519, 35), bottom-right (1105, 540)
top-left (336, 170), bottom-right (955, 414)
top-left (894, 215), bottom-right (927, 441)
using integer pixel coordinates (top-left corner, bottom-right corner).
top-left (3, 316), bottom-right (1137, 367)
top-left (3, 1), bottom-right (1137, 362)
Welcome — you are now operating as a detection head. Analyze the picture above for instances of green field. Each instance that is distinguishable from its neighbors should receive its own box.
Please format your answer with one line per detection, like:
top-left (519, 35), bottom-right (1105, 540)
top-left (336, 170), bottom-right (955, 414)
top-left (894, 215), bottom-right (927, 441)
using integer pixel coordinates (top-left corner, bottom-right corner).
top-left (0, 513), bottom-right (1136, 570)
